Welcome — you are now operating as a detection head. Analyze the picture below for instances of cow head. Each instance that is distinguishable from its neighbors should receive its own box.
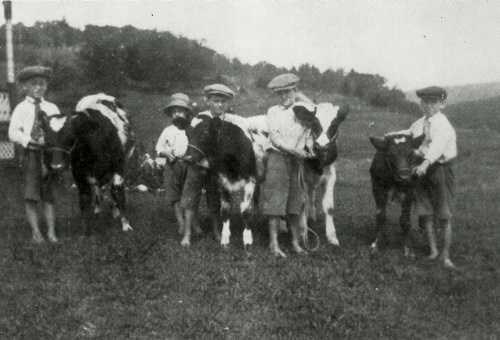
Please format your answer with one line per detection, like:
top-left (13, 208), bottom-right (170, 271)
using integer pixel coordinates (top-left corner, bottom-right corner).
top-left (369, 134), bottom-right (425, 183)
top-left (184, 115), bottom-right (214, 168)
top-left (40, 109), bottom-right (100, 172)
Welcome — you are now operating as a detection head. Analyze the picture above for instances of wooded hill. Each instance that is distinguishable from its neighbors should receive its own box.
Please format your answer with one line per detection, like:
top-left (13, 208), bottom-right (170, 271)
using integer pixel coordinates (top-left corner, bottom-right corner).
top-left (0, 19), bottom-right (420, 115)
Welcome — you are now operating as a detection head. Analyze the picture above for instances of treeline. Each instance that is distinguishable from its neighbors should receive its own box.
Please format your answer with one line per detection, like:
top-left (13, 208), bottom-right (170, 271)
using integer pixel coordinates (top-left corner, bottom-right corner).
top-left (0, 20), bottom-right (420, 115)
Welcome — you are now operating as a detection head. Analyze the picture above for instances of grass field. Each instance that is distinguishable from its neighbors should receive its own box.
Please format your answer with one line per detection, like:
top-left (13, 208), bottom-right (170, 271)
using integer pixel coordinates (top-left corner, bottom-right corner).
top-left (0, 90), bottom-right (499, 339)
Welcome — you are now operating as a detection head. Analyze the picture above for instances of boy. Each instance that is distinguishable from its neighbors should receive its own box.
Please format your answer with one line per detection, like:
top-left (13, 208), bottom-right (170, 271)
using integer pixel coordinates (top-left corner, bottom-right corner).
top-left (8, 65), bottom-right (60, 244)
top-left (390, 86), bottom-right (457, 268)
top-left (156, 94), bottom-right (192, 234)
top-left (180, 84), bottom-right (235, 246)
top-left (260, 73), bottom-right (315, 257)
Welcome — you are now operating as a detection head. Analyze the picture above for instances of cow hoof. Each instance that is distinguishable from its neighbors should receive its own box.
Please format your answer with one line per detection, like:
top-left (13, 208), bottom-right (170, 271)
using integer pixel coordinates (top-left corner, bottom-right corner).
top-left (221, 244), bottom-right (229, 251)
top-left (369, 243), bottom-right (378, 254)
top-left (180, 238), bottom-right (190, 247)
top-left (327, 237), bottom-right (340, 246)
top-left (427, 253), bottom-right (438, 261)
top-left (178, 226), bottom-right (184, 235)
top-left (122, 225), bottom-right (133, 232)
top-left (213, 232), bottom-right (222, 242)
top-left (193, 226), bottom-right (203, 235)
top-left (31, 236), bottom-right (45, 245)
top-left (404, 247), bottom-right (415, 259)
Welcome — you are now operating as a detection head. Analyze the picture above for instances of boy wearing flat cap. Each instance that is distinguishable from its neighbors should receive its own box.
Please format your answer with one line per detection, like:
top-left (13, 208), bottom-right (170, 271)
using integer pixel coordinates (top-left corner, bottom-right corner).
top-left (8, 65), bottom-right (60, 244)
top-left (179, 84), bottom-right (235, 246)
top-left (261, 73), bottom-right (315, 257)
top-left (156, 93), bottom-right (193, 234)
top-left (390, 86), bottom-right (457, 268)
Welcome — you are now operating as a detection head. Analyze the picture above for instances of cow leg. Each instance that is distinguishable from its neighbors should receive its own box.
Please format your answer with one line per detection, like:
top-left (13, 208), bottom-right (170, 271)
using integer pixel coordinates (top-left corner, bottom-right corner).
top-left (371, 178), bottom-right (388, 253)
top-left (269, 217), bottom-right (286, 258)
top-left (77, 182), bottom-right (94, 236)
top-left (322, 165), bottom-right (339, 245)
top-left (220, 190), bottom-right (232, 249)
top-left (400, 191), bottom-right (414, 258)
top-left (110, 174), bottom-right (132, 232)
top-left (93, 184), bottom-right (103, 214)
top-left (240, 179), bottom-right (256, 250)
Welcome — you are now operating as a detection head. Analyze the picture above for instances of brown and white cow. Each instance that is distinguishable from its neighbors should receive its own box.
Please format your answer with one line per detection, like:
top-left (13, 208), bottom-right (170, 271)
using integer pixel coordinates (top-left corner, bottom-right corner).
top-left (40, 93), bottom-right (135, 235)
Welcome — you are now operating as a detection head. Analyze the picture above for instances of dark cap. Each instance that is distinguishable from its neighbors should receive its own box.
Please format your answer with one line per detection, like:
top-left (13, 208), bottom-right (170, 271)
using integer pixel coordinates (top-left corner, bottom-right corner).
top-left (267, 73), bottom-right (300, 92)
top-left (416, 86), bottom-right (447, 101)
top-left (204, 84), bottom-right (235, 99)
top-left (18, 65), bottom-right (53, 82)
top-left (163, 98), bottom-right (192, 117)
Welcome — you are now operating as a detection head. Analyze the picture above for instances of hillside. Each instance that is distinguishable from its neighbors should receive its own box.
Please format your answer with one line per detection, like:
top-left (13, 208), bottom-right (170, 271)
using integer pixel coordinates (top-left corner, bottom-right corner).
top-left (406, 82), bottom-right (500, 105)
top-left (445, 95), bottom-right (500, 132)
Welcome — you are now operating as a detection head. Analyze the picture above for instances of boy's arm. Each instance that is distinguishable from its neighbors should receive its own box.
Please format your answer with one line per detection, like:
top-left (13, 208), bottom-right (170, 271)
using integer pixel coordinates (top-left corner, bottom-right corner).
top-left (268, 109), bottom-right (310, 159)
top-left (155, 129), bottom-right (174, 159)
top-left (8, 107), bottom-right (32, 148)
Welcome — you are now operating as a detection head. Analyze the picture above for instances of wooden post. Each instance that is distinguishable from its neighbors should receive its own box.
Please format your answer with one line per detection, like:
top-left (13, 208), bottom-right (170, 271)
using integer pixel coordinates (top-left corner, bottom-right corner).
top-left (3, 0), bottom-right (19, 165)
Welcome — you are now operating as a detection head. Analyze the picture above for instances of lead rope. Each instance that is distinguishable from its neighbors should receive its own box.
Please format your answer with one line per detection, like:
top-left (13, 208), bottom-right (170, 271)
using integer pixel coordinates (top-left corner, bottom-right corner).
top-left (297, 159), bottom-right (320, 252)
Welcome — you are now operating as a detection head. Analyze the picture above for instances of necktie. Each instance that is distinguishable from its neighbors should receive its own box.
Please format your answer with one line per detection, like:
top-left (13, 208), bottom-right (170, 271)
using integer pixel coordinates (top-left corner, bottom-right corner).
top-left (422, 117), bottom-right (431, 148)
top-left (30, 98), bottom-right (42, 141)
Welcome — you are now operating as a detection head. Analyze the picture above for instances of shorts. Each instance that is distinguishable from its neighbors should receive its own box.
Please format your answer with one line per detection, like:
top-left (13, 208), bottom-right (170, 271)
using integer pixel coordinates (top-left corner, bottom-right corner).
top-left (23, 148), bottom-right (55, 203)
top-left (414, 161), bottom-right (455, 220)
top-left (260, 150), bottom-right (305, 216)
top-left (164, 160), bottom-right (189, 206)
top-left (180, 165), bottom-right (220, 213)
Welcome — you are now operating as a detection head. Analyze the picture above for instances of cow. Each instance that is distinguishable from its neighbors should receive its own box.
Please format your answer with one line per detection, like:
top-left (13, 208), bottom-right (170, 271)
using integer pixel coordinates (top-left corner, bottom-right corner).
top-left (183, 114), bottom-right (261, 250)
top-left (295, 103), bottom-right (349, 247)
top-left (368, 133), bottom-right (425, 256)
top-left (40, 93), bottom-right (135, 235)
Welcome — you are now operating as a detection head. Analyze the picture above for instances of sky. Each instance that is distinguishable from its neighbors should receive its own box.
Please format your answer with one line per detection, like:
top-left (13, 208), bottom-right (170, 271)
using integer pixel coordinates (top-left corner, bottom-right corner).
top-left (9, 0), bottom-right (500, 91)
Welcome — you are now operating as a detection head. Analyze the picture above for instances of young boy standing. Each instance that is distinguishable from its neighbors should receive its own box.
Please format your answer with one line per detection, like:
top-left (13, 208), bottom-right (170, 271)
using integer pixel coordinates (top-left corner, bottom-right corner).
top-left (260, 73), bottom-right (315, 257)
top-left (394, 86), bottom-right (457, 268)
top-left (8, 66), bottom-right (60, 244)
top-left (156, 94), bottom-right (192, 234)
top-left (180, 84), bottom-right (235, 246)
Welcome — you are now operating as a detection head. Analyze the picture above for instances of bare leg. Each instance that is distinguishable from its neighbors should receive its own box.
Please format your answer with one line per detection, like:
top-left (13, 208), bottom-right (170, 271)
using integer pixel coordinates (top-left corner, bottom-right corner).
top-left (440, 219), bottom-right (455, 268)
top-left (173, 202), bottom-right (185, 235)
top-left (269, 216), bottom-right (286, 257)
top-left (181, 209), bottom-right (195, 246)
top-left (44, 202), bottom-right (58, 243)
top-left (289, 214), bottom-right (306, 254)
top-left (25, 200), bottom-right (44, 243)
top-left (424, 216), bottom-right (439, 260)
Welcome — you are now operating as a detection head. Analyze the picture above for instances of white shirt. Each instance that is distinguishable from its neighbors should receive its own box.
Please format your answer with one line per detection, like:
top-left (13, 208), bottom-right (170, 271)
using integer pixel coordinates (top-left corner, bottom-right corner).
top-left (406, 112), bottom-right (457, 164)
top-left (8, 96), bottom-right (60, 148)
top-left (155, 125), bottom-right (188, 158)
top-left (267, 104), bottom-right (313, 152)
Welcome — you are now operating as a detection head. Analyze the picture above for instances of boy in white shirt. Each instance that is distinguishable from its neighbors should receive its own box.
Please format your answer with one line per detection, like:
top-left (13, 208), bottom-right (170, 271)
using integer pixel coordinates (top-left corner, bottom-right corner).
top-left (8, 66), bottom-right (60, 244)
top-left (390, 86), bottom-right (457, 268)
top-left (156, 94), bottom-right (192, 234)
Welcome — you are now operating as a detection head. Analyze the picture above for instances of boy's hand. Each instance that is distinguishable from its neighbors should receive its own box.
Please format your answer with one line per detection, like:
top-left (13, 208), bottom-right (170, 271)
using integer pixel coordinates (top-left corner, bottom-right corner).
top-left (291, 148), bottom-right (313, 160)
top-left (28, 138), bottom-right (45, 149)
top-left (413, 159), bottom-right (430, 177)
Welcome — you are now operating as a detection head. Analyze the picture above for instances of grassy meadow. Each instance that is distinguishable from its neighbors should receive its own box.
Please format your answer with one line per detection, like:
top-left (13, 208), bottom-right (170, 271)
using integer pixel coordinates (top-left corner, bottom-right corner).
top-left (0, 89), bottom-right (499, 339)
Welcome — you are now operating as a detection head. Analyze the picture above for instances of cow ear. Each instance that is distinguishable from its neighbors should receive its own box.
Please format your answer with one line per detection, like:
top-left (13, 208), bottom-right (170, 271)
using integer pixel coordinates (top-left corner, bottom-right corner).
top-left (369, 135), bottom-right (389, 151)
top-left (411, 134), bottom-right (425, 149)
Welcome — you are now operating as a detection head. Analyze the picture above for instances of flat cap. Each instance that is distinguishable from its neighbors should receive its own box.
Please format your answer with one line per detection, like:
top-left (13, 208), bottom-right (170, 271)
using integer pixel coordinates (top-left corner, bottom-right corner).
top-left (163, 98), bottom-right (192, 116)
top-left (416, 86), bottom-right (447, 100)
top-left (18, 65), bottom-right (53, 82)
top-left (204, 84), bottom-right (235, 99)
top-left (267, 73), bottom-right (300, 91)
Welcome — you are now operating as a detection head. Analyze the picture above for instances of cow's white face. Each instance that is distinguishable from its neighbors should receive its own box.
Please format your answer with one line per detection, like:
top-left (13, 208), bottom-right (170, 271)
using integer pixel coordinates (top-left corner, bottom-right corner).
top-left (49, 116), bottom-right (67, 132)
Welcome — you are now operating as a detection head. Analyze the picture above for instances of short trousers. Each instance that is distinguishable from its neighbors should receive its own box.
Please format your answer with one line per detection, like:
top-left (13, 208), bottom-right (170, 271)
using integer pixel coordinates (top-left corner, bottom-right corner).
top-left (260, 150), bottom-right (305, 216)
top-left (180, 165), bottom-right (220, 213)
top-left (164, 160), bottom-right (189, 206)
top-left (414, 161), bottom-right (455, 220)
top-left (23, 148), bottom-right (55, 203)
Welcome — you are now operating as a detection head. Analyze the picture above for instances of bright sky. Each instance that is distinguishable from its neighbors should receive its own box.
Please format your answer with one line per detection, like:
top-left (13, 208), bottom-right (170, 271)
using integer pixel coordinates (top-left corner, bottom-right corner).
top-left (10, 0), bottom-right (500, 90)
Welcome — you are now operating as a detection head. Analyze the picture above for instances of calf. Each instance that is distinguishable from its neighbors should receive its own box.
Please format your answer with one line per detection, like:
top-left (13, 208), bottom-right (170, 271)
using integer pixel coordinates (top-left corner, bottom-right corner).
top-left (295, 103), bottom-right (349, 246)
top-left (40, 93), bottom-right (135, 234)
top-left (369, 134), bottom-right (425, 256)
top-left (184, 115), bottom-right (259, 249)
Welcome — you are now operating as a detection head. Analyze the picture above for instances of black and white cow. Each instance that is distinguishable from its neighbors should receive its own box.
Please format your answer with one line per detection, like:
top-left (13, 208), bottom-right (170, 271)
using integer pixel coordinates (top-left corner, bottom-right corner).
top-left (297, 103), bottom-right (349, 246)
top-left (369, 134), bottom-right (425, 256)
top-left (184, 115), bottom-right (260, 249)
top-left (40, 94), bottom-right (135, 234)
